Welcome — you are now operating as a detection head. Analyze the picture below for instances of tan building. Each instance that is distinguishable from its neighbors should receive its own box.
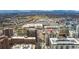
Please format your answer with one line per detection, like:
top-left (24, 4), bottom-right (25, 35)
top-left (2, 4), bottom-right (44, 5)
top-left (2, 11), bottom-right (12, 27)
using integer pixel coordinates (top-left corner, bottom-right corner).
top-left (3, 28), bottom-right (13, 38)
top-left (0, 36), bottom-right (9, 49)
top-left (0, 36), bottom-right (36, 49)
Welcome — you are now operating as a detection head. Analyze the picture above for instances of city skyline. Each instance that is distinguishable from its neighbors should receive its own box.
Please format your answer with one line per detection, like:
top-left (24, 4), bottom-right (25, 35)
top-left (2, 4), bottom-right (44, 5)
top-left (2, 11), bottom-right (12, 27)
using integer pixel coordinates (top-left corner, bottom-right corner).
top-left (0, 10), bottom-right (79, 49)
top-left (0, 10), bottom-right (79, 14)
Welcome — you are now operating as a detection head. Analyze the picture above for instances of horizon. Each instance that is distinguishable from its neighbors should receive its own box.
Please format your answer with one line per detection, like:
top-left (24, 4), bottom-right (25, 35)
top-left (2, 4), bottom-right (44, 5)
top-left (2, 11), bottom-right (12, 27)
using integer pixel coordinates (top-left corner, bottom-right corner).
top-left (0, 10), bottom-right (79, 14)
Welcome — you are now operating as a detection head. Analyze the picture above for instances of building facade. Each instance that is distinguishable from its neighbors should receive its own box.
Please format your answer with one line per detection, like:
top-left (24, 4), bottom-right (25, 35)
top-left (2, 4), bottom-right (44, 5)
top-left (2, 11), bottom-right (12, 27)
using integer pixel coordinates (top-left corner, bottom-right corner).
top-left (49, 38), bottom-right (79, 49)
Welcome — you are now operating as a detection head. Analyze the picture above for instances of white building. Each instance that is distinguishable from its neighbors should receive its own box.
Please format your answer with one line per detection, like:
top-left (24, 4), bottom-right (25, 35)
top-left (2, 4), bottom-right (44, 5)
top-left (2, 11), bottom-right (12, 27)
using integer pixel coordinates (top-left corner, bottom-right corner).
top-left (49, 38), bottom-right (79, 49)
top-left (22, 23), bottom-right (43, 29)
top-left (69, 31), bottom-right (76, 38)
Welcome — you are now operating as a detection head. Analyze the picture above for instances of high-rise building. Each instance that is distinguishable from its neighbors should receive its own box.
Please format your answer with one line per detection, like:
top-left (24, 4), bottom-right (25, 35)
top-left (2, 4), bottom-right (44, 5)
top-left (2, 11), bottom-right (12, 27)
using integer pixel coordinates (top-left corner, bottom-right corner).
top-left (0, 36), bottom-right (9, 49)
top-left (76, 25), bottom-right (79, 38)
top-left (59, 25), bottom-right (69, 37)
top-left (3, 28), bottom-right (13, 38)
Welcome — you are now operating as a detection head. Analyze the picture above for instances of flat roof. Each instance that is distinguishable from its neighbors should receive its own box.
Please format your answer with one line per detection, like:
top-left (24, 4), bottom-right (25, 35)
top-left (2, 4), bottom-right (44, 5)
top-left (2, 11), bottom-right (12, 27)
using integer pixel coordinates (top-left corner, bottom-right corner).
top-left (22, 24), bottom-right (43, 28)
top-left (50, 38), bottom-right (79, 44)
top-left (44, 26), bottom-right (59, 29)
top-left (11, 36), bottom-right (36, 40)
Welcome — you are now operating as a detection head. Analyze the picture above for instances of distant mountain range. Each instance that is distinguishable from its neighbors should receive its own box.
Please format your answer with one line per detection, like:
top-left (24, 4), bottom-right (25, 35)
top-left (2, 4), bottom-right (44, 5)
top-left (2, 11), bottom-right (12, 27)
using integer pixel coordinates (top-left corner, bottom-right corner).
top-left (0, 10), bottom-right (79, 15)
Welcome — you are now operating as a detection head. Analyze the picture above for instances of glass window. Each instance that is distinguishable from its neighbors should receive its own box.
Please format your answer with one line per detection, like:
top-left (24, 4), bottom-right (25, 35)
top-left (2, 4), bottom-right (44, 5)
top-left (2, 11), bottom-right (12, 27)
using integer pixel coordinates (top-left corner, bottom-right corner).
top-left (56, 46), bottom-right (58, 49)
top-left (66, 46), bottom-right (69, 49)
top-left (72, 46), bottom-right (75, 48)
top-left (60, 46), bottom-right (63, 49)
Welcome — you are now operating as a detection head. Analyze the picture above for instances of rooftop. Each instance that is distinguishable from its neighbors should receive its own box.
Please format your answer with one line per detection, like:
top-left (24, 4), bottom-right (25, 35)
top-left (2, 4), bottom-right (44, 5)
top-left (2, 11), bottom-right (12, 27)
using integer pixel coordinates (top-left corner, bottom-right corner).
top-left (11, 36), bottom-right (36, 40)
top-left (22, 23), bottom-right (43, 28)
top-left (50, 38), bottom-right (79, 44)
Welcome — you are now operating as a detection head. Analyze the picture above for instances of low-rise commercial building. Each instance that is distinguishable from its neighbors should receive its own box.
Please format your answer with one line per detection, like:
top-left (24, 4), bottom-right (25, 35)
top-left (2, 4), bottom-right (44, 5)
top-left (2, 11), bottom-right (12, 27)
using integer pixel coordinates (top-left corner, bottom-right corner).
top-left (49, 38), bottom-right (79, 49)
top-left (11, 36), bottom-right (36, 44)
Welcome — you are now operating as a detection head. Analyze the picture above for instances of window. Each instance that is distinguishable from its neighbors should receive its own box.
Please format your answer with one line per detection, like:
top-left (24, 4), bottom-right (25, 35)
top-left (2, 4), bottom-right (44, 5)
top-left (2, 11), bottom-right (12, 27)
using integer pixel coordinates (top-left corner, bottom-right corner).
top-left (72, 46), bottom-right (75, 48)
top-left (66, 46), bottom-right (69, 49)
top-left (56, 46), bottom-right (58, 49)
top-left (60, 46), bottom-right (63, 49)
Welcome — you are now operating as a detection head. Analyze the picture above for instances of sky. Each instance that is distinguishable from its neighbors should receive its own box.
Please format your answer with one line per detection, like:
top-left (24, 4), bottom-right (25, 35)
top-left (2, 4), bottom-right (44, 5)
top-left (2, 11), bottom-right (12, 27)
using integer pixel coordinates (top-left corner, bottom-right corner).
top-left (0, 0), bottom-right (79, 10)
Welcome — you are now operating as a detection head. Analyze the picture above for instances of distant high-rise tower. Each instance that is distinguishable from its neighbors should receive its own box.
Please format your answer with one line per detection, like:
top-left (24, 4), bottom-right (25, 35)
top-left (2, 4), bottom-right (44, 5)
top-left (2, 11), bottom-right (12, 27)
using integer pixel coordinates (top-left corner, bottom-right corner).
top-left (76, 25), bottom-right (79, 38)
